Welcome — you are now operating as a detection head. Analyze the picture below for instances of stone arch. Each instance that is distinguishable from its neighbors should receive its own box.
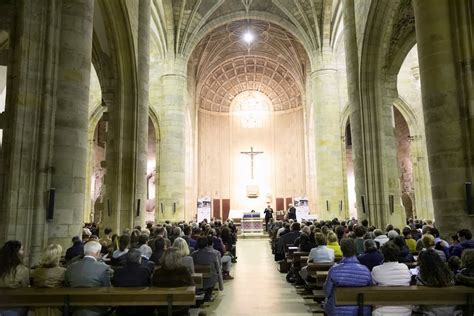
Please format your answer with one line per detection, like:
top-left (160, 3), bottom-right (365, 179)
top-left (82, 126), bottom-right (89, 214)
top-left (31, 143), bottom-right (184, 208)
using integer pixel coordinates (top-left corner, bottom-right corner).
top-left (359, 0), bottom-right (412, 228)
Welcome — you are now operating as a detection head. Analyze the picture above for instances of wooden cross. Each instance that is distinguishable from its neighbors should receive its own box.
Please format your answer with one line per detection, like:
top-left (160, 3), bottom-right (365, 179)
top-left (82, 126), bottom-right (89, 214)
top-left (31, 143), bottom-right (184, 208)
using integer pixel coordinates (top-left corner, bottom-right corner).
top-left (240, 147), bottom-right (263, 179)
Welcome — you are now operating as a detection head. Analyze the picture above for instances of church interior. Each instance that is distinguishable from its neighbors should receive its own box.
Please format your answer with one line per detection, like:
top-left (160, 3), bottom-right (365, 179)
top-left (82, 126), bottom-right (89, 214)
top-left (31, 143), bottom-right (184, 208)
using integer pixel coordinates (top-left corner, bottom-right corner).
top-left (0, 0), bottom-right (473, 315)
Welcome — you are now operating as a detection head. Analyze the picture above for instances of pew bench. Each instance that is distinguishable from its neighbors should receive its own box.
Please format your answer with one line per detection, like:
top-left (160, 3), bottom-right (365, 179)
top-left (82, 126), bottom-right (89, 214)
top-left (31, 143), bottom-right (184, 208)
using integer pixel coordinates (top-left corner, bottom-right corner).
top-left (0, 286), bottom-right (196, 316)
top-left (335, 285), bottom-right (474, 316)
top-left (194, 265), bottom-right (212, 279)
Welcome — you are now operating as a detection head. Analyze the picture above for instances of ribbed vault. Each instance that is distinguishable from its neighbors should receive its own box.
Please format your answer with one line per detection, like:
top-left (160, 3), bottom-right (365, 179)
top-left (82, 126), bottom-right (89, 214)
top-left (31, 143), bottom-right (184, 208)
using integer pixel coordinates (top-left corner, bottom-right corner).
top-left (190, 20), bottom-right (309, 112)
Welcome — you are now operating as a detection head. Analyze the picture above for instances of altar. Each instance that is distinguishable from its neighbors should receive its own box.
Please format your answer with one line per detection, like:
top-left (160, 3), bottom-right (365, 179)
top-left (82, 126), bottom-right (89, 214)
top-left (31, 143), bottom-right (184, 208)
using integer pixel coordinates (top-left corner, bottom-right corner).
top-left (241, 212), bottom-right (263, 235)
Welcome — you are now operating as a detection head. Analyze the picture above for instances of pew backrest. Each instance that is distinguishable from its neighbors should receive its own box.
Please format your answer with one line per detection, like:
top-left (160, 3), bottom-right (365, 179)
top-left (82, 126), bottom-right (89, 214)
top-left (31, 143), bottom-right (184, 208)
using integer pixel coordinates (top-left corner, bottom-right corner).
top-left (0, 286), bottom-right (196, 316)
top-left (335, 286), bottom-right (474, 315)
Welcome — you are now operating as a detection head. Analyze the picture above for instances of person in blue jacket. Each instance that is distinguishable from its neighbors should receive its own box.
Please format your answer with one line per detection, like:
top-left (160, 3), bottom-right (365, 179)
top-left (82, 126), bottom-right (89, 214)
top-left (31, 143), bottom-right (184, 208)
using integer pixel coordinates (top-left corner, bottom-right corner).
top-left (324, 238), bottom-right (372, 315)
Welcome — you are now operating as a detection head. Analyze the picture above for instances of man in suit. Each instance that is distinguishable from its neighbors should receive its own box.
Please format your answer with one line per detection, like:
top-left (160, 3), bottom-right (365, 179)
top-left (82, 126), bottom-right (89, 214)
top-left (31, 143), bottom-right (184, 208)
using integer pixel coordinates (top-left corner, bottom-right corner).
top-left (65, 240), bottom-right (111, 316)
top-left (264, 205), bottom-right (273, 231)
top-left (191, 237), bottom-right (224, 301)
top-left (287, 203), bottom-right (297, 220)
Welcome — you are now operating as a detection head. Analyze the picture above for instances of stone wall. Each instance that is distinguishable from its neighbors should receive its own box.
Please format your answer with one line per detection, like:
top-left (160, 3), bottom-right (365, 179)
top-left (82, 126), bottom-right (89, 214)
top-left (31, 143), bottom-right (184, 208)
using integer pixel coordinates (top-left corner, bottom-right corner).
top-left (198, 107), bottom-right (306, 213)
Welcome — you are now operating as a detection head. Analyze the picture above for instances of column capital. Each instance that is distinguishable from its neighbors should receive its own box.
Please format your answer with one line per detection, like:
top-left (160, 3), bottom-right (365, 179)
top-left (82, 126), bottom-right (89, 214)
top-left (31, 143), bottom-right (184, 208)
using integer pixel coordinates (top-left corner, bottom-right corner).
top-left (311, 68), bottom-right (337, 78)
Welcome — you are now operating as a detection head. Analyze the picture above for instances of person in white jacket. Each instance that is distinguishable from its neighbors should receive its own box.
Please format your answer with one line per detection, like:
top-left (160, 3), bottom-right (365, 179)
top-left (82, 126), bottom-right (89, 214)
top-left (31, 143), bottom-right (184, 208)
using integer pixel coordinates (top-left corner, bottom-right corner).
top-left (373, 229), bottom-right (389, 247)
top-left (371, 241), bottom-right (412, 316)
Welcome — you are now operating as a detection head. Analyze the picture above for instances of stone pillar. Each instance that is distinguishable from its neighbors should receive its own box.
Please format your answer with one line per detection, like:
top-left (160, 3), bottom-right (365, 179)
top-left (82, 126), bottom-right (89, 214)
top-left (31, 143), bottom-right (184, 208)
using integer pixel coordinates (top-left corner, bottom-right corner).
top-left (135, 0), bottom-right (151, 227)
top-left (342, 0), bottom-right (368, 221)
top-left (156, 59), bottom-right (187, 221)
top-left (311, 63), bottom-right (345, 219)
top-left (0, 0), bottom-right (62, 263)
top-left (103, 1), bottom-right (150, 232)
top-left (413, 0), bottom-right (474, 234)
top-left (49, 0), bottom-right (94, 247)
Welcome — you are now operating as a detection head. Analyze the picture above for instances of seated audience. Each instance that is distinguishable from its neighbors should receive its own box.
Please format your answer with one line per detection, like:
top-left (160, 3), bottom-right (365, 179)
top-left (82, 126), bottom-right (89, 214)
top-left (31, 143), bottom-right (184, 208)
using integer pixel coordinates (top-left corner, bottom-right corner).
top-left (415, 249), bottom-right (457, 315)
top-left (324, 238), bottom-right (372, 315)
top-left (393, 236), bottom-right (415, 262)
top-left (110, 234), bottom-right (130, 266)
top-left (456, 249), bottom-right (474, 287)
top-left (402, 227), bottom-right (417, 252)
top-left (31, 244), bottom-right (66, 287)
top-left (354, 225), bottom-right (366, 256)
top-left (150, 236), bottom-right (166, 264)
top-left (191, 237), bottom-right (223, 301)
top-left (65, 241), bottom-right (111, 316)
top-left (371, 241), bottom-right (412, 316)
top-left (0, 240), bottom-right (29, 316)
top-left (173, 237), bottom-right (195, 274)
top-left (139, 244), bottom-right (155, 273)
top-left (308, 233), bottom-right (335, 264)
top-left (275, 222), bottom-right (301, 261)
top-left (182, 225), bottom-right (197, 251)
top-left (422, 233), bottom-right (446, 261)
top-left (358, 239), bottom-right (384, 271)
top-left (65, 236), bottom-right (84, 263)
top-left (30, 244), bottom-right (66, 316)
top-left (374, 229), bottom-right (389, 247)
top-left (326, 232), bottom-right (342, 258)
top-left (153, 248), bottom-right (195, 315)
top-left (448, 255), bottom-right (462, 274)
top-left (113, 249), bottom-right (153, 316)
top-left (451, 229), bottom-right (474, 258)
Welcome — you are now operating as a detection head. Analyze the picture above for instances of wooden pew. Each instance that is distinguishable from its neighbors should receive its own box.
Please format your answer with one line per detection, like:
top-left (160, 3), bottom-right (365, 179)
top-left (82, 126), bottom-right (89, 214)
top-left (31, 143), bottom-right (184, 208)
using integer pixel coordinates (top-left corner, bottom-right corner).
top-left (306, 263), bottom-right (333, 290)
top-left (335, 286), bottom-right (474, 316)
top-left (0, 286), bottom-right (196, 316)
top-left (194, 265), bottom-right (212, 279)
top-left (192, 273), bottom-right (203, 288)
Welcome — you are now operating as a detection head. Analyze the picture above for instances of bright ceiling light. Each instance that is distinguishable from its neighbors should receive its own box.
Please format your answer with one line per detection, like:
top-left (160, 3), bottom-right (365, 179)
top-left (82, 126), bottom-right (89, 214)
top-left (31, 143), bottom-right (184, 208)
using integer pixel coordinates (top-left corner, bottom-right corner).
top-left (243, 30), bottom-right (254, 44)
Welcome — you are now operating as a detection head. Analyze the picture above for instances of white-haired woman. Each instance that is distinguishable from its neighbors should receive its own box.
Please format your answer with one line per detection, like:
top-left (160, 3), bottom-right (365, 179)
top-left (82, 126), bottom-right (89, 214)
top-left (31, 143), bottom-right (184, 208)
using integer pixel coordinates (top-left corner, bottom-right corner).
top-left (31, 244), bottom-right (66, 316)
top-left (172, 237), bottom-right (195, 274)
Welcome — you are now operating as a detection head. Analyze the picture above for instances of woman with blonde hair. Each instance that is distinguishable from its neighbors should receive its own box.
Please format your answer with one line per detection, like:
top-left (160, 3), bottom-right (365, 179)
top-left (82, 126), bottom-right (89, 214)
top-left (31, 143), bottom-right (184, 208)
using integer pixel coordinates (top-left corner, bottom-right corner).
top-left (172, 237), bottom-right (195, 274)
top-left (326, 232), bottom-right (343, 258)
top-left (30, 244), bottom-right (66, 316)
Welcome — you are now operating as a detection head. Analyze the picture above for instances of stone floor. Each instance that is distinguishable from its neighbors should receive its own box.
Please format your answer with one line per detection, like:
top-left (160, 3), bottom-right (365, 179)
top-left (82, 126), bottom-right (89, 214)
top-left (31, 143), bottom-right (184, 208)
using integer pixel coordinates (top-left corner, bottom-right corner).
top-left (197, 238), bottom-right (314, 316)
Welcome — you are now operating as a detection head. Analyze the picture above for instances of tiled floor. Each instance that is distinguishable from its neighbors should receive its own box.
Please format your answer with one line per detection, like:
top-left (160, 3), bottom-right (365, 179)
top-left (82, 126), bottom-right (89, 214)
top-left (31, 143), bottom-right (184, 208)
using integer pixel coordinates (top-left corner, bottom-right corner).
top-left (199, 239), bottom-right (313, 316)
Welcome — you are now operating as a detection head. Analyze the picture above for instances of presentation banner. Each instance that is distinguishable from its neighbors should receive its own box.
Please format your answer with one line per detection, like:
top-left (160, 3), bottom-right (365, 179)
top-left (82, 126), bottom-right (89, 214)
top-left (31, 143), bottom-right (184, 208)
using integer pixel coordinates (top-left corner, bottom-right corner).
top-left (197, 197), bottom-right (211, 223)
top-left (294, 196), bottom-right (310, 221)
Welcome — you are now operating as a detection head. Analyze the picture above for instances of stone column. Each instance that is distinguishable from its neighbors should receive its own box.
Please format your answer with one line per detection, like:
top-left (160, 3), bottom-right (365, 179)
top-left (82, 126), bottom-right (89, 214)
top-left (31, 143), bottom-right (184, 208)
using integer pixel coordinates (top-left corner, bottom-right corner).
top-left (311, 62), bottom-right (345, 219)
top-left (156, 59), bottom-right (187, 221)
top-left (103, 1), bottom-right (150, 232)
top-left (413, 0), bottom-right (474, 234)
top-left (49, 0), bottom-right (94, 248)
top-left (134, 0), bottom-right (151, 227)
top-left (342, 0), bottom-right (368, 221)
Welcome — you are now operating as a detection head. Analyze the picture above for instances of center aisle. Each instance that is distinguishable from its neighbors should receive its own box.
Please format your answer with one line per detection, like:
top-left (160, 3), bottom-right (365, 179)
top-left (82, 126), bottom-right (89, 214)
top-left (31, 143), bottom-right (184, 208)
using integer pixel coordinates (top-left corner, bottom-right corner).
top-left (201, 238), bottom-right (313, 316)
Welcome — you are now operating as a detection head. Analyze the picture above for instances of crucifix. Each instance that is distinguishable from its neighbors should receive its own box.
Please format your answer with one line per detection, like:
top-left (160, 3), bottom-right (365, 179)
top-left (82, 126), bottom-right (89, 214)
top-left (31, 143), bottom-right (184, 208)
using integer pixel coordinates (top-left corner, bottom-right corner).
top-left (240, 147), bottom-right (264, 179)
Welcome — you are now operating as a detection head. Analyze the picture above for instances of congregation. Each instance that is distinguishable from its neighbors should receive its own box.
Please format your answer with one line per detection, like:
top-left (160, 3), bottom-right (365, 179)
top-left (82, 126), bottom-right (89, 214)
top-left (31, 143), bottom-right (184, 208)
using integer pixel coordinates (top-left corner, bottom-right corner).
top-left (269, 217), bottom-right (474, 315)
top-left (0, 220), bottom-right (238, 316)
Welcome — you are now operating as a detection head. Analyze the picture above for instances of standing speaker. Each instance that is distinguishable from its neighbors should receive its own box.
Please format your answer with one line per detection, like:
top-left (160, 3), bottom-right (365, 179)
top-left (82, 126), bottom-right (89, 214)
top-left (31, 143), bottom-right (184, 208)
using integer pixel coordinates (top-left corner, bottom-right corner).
top-left (46, 188), bottom-right (56, 221)
top-left (173, 202), bottom-right (176, 214)
top-left (466, 182), bottom-right (473, 214)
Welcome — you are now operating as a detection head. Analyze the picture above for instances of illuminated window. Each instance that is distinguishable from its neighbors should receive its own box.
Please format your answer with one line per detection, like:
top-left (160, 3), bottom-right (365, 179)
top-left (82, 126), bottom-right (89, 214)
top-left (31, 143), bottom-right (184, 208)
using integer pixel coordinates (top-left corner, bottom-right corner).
top-left (232, 91), bottom-right (270, 128)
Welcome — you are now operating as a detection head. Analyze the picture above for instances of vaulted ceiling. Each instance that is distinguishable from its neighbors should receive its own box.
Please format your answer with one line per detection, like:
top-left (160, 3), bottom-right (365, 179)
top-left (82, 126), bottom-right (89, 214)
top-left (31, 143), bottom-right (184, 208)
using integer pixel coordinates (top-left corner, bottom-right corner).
top-left (151, 0), bottom-right (339, 60)
top-left (190, 20), bottom-right (308, 112)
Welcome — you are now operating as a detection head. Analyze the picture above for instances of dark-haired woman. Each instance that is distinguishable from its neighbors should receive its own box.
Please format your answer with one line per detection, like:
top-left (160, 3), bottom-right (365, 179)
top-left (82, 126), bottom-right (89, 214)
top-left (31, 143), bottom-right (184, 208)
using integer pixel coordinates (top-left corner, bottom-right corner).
top-left (416, 249), bottom-right (459, 315)
top-left (0, 241), bottom-right (29, 316)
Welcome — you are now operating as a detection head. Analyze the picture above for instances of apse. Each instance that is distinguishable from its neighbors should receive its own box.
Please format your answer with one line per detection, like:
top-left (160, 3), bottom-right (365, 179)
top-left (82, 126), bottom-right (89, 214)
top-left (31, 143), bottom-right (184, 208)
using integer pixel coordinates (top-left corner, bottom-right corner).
top-left (192, 20), bottom-right (308, 216)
